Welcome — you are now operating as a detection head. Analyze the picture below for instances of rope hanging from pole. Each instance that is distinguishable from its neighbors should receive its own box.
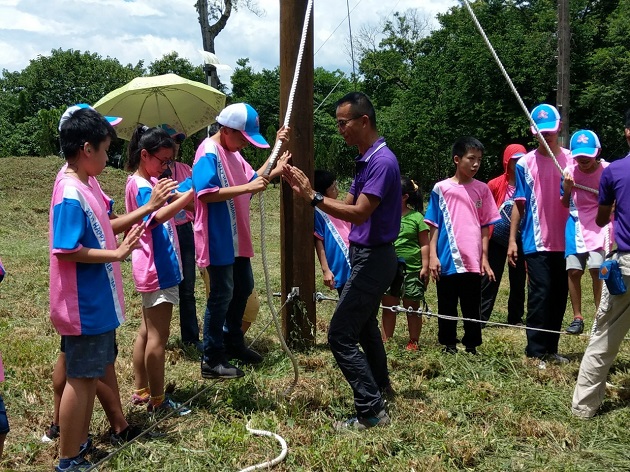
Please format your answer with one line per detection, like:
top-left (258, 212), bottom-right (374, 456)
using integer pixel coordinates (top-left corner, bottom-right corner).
top-left (458, 0), bottom-right (597, 196)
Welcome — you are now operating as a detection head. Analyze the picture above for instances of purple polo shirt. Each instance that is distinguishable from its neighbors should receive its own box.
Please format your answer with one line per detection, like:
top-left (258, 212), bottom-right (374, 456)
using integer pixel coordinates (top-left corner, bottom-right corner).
top-left (599, 152), bottom-right (630, 251)
top-left (348, 137), bottom-right (402, 246)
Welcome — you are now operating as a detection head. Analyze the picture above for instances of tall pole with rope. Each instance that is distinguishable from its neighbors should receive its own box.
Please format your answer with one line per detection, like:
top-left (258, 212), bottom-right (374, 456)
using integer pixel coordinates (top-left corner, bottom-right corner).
top-left (279, 0), bottom-right (316, 348)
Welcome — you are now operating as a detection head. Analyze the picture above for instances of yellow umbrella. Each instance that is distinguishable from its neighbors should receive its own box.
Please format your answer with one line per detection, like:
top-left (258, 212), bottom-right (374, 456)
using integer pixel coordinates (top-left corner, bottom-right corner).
top-left (94, 73), bottom-right (226, 140)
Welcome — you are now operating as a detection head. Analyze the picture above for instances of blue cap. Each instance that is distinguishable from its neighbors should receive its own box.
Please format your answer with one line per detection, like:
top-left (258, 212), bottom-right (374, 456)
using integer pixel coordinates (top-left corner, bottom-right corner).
top-left (570, 129), bottom-right (601, 159)
top-left (158, 123), bottom-right (186, 143)
top-left (530, 104), bottom-right (561, 135)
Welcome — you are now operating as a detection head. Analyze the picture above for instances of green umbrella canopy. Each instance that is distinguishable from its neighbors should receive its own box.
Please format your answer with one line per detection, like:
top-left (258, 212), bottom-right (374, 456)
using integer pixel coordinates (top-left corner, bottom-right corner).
top-left (94, 73), bottom-right (226, 141)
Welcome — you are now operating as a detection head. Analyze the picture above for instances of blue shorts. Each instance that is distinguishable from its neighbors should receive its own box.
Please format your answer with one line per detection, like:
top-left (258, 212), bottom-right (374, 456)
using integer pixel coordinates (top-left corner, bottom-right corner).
top-left (0, 394), bottom-right (9, 435)
top-left (64, 330), bottom-right (116, 379)
top-left (61, 333), bottom-right (118, 357)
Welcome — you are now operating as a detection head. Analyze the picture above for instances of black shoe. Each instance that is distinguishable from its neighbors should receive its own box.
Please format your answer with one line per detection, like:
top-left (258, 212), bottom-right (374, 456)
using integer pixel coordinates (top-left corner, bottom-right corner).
top-left (110, 425), bottom-right (143, 445)
top-left (442, 345), bottom-right (457, 354)
top-left (201, 360), bottom-right (245, 379)
top-left (465, 347), bottom-right (477, 355)
top-left (380, 383), bottom-right (396, 401)
top-left (566, 318), bottom-right (584, 335)
top-left (225, 344), bottom-right (263, 365)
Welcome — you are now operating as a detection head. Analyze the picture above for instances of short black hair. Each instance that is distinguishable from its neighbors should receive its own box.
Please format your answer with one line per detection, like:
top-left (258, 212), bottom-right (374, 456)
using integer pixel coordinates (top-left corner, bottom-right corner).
top-left (314, 169), bottom-right (336, 194)
top-left (625, 109), bottom-right (630, 129)
top-left (59, 108), bottom-right (117, 160)
top-left (335, 92), bottom-right (377, 129)
top-left (452, 136), bottom-right (485, 159)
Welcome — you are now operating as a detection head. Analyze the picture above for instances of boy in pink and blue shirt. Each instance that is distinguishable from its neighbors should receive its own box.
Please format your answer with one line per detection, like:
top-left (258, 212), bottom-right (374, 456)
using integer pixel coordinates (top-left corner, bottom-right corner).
top-left (50, 105), bottom-right (144, 472)
top-left (193, 103), bottom-right (290, 379)
top-left (561, 130), bottom-right (612, 335)
top-left (425, 136), bottom-right (500, 354)
top-left (508, 104), bottom-right (570, 364)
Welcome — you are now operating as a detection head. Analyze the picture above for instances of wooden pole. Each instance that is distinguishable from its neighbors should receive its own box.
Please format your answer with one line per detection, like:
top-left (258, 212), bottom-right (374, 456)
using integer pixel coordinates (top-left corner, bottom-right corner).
top-left (279, 0), bottom-right (315, 349)
top-left (557, 0), bottom-right (570, 146)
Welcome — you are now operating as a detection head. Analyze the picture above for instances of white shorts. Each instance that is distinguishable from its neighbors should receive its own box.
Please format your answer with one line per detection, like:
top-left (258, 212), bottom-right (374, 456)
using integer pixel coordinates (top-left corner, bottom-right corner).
top-left (566, 250), bottom-right (605, 271)
top-left (141, 286), bottom-right (180, 308)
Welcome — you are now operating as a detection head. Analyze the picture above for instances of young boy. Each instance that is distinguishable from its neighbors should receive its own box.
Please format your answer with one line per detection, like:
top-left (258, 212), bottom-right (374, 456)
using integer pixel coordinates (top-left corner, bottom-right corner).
top-left (508, 104), bottom-right (570, 368)
top-left (51, 105), bottom-right (144, 471)
top-left (192, 103), bottom-right (290, 379)
top-left (562, 130), bottom-right (612, 335)
top-left (425, 136), bottom-right (500, 354)
top-left (313, 170), bottom-right (351, 295)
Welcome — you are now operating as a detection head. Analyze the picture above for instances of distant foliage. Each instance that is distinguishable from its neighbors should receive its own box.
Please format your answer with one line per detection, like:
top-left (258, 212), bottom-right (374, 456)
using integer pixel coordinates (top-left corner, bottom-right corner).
top-left (2, 0), bottom-right (629, 198)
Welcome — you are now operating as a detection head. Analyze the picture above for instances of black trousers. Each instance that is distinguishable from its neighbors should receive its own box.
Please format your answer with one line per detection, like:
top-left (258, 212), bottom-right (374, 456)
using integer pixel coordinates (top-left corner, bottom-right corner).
top-left (480, 239), bottom-right (526, 325)
top-left (524, 251), bottom-right (568, 358)
top-left (328, 244), bottom-right (397, 418)
top-left (436, 273), bottom-right (482, 348)
top-left (176, 222), bottom-right (200, 345)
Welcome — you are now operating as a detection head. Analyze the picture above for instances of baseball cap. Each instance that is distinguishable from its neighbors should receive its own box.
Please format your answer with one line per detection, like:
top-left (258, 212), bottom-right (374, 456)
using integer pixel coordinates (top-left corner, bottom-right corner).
top-left (216, 103), bottom-right (270, 149)
top-left (158, 124), bottom-right (186, 143)
top-left (529, 104), bottom-right (561, 135)
top-left (570, 129), bottom-right (601, 159)
top-left (503, 143), bottom-right (526, 161)
top-left (58, 103), bottom-right (122, 131)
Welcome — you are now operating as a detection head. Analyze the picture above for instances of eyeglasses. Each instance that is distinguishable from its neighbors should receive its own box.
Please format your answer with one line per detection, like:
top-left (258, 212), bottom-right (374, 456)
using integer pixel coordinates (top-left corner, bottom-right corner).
top-left (336, 116), bottom-right (362, 129)
top-left (150, 154), bottom-right (172, 168)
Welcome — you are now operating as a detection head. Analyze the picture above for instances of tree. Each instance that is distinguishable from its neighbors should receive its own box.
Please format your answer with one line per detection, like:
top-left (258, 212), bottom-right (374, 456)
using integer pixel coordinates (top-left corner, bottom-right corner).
top-left (195, 0), bottom-right (264, 87)
top-left (0, 48), bottom-right (143, 156)
top-left (148, 52), bottom-right (206, 83)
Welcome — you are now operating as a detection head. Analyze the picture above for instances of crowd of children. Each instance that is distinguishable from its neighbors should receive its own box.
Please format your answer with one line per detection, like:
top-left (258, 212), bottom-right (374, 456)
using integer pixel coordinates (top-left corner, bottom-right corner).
top-left (0, 96), bottom-right (625, 467)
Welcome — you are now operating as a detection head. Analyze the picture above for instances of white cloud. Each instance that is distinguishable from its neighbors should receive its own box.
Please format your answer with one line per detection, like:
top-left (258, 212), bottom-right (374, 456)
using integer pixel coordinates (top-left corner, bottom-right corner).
top-left (0, 0), bottom-right (458, 79)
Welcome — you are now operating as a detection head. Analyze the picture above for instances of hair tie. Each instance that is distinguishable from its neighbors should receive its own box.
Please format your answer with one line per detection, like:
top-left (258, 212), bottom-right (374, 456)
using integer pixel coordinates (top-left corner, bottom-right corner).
top-left (411, 179), bottom-right (419, 192)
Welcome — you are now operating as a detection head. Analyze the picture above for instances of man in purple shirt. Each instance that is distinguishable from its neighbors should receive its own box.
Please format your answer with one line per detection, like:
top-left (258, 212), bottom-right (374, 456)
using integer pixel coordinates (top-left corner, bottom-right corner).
top-left (572, 109), bottom-right (630, 418)
top-left (283, 92), bottom-right (401, 430)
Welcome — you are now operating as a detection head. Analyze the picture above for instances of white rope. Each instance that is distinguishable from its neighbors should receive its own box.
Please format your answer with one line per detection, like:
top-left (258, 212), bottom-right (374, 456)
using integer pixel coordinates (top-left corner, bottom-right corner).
top-left (459, 0), bottom-right (598, 196)
top-left (238, 420), bottom-right (289, 472)
top-left (263, 0), bottom-right (314, 176)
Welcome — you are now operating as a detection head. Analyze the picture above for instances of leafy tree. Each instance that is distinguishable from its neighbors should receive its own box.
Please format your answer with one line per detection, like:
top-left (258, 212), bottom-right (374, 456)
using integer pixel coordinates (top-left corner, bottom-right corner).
top-left (148, 52), bottom-right (206, 83)
top-left (355, 0), bottom-right (630, 191)
top-left (0, 48), bottom-right (143, 156)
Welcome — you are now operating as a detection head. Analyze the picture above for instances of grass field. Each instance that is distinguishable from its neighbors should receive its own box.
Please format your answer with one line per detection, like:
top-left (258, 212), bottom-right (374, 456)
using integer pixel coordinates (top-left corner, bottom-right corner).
top-left (0, 156), bottom-right (629, 471)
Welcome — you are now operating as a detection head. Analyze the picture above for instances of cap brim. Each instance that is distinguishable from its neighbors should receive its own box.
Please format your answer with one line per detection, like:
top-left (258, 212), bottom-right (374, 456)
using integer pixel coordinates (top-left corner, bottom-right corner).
top-left (241, 130), bottom-right (270, 149)
top-left (105, 116), bottom-right (123, 127)
top-left (510, 152), bottom-right (525, 160)
top-left (531, 121), bottom-right (560, 135)
top-left (571, 148), bottom-right (599, 158)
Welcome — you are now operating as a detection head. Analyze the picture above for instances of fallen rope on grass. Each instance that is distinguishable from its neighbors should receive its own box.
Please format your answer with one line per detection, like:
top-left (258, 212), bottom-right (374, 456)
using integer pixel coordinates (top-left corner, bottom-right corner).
top-left (238, 419), bottom-right (289, 472)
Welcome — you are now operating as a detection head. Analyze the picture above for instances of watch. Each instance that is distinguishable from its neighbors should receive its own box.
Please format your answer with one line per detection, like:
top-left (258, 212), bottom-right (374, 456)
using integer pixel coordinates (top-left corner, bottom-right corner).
top-left (310, 192), bottom-right (324, 207)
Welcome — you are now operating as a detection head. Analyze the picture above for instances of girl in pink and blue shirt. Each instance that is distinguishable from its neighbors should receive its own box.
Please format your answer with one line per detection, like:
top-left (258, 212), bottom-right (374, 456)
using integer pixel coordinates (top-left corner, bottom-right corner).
top-left (561, 130), bottom-right (613, 335)
top-left (125, 125), bottom-right (193, 415)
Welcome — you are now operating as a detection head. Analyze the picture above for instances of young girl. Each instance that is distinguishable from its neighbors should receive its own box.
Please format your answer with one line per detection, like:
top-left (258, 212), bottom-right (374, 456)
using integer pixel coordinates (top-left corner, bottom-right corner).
top-left (381, 176), bottom-right (430, 350)
top-left (125, 125), bottom-right (194, 415)
top-left (562, 129), bottom-right (612, 335)
top-left (313, 170), bottom-right (351, 295)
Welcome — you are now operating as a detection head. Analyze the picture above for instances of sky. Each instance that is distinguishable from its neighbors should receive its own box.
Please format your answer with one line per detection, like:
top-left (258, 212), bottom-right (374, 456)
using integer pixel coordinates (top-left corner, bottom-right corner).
top-left (0, 0), bottom-right (458, 86)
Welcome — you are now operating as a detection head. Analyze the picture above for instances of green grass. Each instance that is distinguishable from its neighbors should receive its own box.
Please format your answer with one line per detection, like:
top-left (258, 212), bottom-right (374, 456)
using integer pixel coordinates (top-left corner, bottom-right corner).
top-left (1, 156), bottom-right (630, 471)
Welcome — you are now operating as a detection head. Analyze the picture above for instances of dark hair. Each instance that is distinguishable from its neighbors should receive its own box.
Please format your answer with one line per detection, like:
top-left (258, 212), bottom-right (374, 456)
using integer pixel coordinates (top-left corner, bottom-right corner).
top-left (126, 125), bottom-right (175, 171)
top-left (401, 175), bottom-right (423, 211)
top-left (625, 109), bottom-right (630, 129)
top-left (59, 108), bottom-right (117, 160)
top-left (452, 136), bottom-right (485, 159)
top-left (314, 169), bottom-right (336, 194)
top-left (335, 92), bottom-right (377, 129)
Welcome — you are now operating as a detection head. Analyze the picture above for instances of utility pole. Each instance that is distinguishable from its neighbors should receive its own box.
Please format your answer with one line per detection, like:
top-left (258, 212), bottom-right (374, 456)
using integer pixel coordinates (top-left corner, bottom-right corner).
top-left (557, 0), bottom-right (570, 146)
top-left (279, 0), bottom-right (315, 349)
